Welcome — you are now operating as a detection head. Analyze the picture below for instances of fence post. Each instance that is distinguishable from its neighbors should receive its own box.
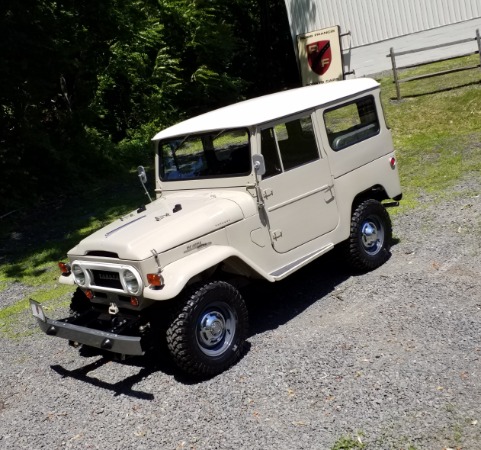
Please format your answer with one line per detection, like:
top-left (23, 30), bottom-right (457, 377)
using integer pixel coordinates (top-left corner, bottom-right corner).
top-left (477, 29), bottom-right (481, 71)
top-left (390, 47), bottom-right (402, 101)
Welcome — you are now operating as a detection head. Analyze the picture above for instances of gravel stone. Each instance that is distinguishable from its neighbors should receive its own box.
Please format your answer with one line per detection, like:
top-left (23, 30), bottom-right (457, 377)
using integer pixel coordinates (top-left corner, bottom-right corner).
top-left (0, 174), bottom-right (480, 449)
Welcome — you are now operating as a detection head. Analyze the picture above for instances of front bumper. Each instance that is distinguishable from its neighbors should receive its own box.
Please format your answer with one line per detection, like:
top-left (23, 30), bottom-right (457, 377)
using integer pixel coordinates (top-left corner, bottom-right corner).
top-left (30, 299), bottom-right (144, 356)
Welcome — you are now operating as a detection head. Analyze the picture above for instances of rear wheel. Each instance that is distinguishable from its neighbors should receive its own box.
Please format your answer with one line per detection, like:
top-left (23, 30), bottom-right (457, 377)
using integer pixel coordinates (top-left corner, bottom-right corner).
top-left (346, 199), bottom-right (392, 271)
top-left (166, 281), bottom-right (248, 378)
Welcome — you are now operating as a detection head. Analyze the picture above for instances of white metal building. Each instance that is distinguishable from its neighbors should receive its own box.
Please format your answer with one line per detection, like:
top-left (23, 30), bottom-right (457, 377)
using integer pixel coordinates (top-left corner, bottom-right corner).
top-left (284, 0), bottom-right (481, 76)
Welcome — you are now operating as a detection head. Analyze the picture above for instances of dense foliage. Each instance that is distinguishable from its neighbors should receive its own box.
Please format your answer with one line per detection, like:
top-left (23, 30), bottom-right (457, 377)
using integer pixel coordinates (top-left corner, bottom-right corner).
top-left (0, 0), bottom-right (298, 213)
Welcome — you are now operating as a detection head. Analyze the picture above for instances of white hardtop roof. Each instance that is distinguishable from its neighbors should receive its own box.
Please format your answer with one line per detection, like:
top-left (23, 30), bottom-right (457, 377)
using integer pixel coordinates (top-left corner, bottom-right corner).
top-left (152, 78), bottom-right (379, 141)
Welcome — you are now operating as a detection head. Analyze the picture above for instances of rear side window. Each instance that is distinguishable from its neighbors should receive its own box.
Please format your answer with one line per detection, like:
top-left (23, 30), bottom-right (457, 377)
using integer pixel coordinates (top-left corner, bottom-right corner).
top-left (324, 96), bottom-right (380, 151)
top-left (260, 115), bottom-right (319, 178)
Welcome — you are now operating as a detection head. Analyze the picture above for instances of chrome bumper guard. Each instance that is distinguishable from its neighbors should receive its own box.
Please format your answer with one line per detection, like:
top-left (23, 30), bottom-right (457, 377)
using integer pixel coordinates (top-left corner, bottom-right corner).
top-left (30, 299), bottom-right (144, 356)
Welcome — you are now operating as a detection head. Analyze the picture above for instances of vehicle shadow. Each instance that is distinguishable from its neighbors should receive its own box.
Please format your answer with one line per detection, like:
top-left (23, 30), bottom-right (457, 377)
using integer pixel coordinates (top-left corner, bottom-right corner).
top-left (242, 248), bottom-right (353, 337)
top-left (49, 350), bottom-right (173, 401)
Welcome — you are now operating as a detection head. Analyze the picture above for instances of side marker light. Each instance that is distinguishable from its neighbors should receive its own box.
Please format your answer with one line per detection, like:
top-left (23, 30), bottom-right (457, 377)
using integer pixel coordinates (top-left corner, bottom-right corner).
top-left (147, 273), bottom-right (164, 287)
top-left (58, 262), bottom-right (71, 274)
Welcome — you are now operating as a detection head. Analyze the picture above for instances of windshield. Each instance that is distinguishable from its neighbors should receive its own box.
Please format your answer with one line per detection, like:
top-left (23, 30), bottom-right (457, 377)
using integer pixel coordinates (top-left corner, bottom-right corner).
top-left (159, 129), bottom-right (251, 180)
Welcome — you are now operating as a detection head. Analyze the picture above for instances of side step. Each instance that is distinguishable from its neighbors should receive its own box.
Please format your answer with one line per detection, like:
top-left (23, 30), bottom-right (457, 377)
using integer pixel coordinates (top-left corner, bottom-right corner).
top-left (269, 244), bottom-right (334, 280)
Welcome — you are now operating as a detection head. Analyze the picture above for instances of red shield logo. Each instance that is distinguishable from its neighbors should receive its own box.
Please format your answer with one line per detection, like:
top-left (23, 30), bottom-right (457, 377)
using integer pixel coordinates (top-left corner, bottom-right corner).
top-left (307, 40), bottom-right (332, 75)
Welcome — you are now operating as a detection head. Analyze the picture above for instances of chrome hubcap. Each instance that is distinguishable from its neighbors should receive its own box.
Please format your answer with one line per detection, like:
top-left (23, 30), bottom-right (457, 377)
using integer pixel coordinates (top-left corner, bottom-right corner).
top-left (197, 302), bottom-right (236, 357)
top-left (199, 312), bottom-right (226, 347)
top-left (361, 218), bottom-right (384, 256)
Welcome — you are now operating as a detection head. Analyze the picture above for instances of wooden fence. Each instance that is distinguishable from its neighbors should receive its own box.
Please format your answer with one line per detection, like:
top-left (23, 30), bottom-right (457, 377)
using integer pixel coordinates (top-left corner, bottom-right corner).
top-left (388, 29), bottom-right (481, 100)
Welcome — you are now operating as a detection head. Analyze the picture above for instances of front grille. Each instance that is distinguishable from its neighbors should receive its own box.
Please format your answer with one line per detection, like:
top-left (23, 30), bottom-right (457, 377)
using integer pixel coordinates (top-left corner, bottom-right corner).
top-left (91, 270), bottom-right (123, 290)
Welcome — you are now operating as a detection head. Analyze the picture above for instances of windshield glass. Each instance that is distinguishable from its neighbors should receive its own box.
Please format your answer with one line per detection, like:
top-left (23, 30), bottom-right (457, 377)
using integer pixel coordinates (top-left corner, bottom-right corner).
top-left (159, 129), bottom-right (251, 180)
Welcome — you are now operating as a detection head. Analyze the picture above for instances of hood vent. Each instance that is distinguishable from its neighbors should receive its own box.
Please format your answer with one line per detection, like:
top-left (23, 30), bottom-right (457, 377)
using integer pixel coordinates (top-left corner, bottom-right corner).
top-left (86, 251), bottom-right (119, 258)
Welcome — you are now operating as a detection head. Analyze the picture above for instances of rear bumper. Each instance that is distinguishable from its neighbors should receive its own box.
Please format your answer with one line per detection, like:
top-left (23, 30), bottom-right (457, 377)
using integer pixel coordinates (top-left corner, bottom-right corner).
top-left (30, 299), bottom-right (144, 356)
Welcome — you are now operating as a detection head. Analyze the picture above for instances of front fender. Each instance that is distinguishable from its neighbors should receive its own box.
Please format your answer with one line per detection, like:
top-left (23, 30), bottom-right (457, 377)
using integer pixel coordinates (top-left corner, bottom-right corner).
top-left (59, 273), bottom-right (75, 285)
top-left (143, 245), bottom-right (270, 301)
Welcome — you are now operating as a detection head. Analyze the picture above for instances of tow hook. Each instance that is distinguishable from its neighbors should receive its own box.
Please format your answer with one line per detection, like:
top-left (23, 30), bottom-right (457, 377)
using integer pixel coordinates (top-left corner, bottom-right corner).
top-left (109, 303), bottom-right (120, 315)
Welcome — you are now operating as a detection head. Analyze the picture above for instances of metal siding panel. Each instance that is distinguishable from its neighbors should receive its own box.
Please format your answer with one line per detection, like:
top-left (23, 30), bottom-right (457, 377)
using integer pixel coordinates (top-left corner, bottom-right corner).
top-left (383, 1), bottom-right (395, 40)
top-left (330, 1), bottom-right (344, 33)
top-left (453, 1), bottom-right (462, 21)
top-left (374, 0), bottom-right (384, 40)
top-left (413, 0), bottom-right (426, 31)
top-left (470, 0), bottom-right (481, 17)
top-left (341, 1), bottom-right (357, 44)
top-left (440, 0), bottom-right (450, 25)
top-left (417, 1), bottom-right (429, 30)
top-left (355, 1), bottom-right (369, 45)
top-left (362, 0), bottom-right (376, 43)
top-left (406, 0), bottom-right (416, 34)
top-left (284, 0), bottom-right (481, 49)
top-left (373, 0), bottom-right (381, 34)
top-left (446, 0), bottom-right (456, 22)
top-left (376, 2), bottom-right (388, 40)
top-left (422, 1), bottom-right (434, 29)
top-left (467, 0), bottom-right (476, 18)
top-left (338, 0), bottom-right (354, 40)
top-left (393, 1), bottom-right (407, 37)
top-left (390, 1), bottom-right (402, 37)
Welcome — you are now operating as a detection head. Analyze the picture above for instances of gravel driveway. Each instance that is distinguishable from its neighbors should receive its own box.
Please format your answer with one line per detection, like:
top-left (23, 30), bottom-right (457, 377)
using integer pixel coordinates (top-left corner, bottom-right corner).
top-left (1, 176), bottom-right (480, 450)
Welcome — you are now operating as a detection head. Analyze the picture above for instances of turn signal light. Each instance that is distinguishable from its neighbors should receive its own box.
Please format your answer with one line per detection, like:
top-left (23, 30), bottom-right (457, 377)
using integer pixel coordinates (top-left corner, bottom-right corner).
top-left (85, 290), bottom-right (94, 300)
top-left (147, 273), bottom-right (164, 287)
top-left (58, 262), bottom-right (71, 274)
top-left (130, 297), bottom-right (140, 307)
top-left (389, 157), bottom-right (397, 169)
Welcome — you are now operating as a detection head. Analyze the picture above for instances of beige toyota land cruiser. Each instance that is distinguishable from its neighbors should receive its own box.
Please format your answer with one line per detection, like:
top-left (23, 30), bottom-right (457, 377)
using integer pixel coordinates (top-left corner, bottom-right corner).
top-left (31, 78), bottom-right (402, 377)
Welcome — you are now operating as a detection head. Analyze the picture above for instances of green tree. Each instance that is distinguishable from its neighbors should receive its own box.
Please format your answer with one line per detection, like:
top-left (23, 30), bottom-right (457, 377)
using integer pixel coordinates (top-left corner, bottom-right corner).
top-left (0, 0), bottom-right (298, 214)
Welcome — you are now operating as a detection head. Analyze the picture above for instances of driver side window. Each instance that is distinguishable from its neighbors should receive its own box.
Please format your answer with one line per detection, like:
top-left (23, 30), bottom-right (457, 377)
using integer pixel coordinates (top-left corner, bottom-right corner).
top-left (260, 115), bottom-right (320, 179)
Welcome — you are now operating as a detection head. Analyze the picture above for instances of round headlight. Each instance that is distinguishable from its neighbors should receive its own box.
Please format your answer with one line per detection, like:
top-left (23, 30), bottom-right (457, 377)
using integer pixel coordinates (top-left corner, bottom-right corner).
top-left (123, 269), bottom-right (140, 295)
top-left (72, 264), bottom-right (86, 286)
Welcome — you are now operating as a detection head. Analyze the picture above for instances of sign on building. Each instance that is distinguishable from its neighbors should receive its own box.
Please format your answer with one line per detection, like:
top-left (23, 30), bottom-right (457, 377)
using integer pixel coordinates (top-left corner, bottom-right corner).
top-left (297, 26), bottom-right (344, 85)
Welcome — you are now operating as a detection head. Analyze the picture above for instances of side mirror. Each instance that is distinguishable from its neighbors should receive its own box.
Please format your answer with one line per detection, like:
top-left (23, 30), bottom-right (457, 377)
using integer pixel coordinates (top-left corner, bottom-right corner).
top-left (138, 165), bottom-right (148, 184)
top-left (137, 165), bottom-right (152, 203)
top-left (252, 154), bottom-right (266, 177)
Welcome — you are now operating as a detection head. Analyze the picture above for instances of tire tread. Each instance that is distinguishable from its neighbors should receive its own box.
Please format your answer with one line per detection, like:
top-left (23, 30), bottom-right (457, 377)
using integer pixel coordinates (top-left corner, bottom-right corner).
top-left (346, 199), bottom-right (392, 271)
top-left (166, 281), bottom-right (248, 377)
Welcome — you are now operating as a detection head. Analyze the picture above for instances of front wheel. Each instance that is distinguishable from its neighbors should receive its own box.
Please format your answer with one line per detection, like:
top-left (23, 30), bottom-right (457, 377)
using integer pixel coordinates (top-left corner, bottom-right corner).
top-left (345, 199), bottom-right (392, 271)
top-left (166, 281), bottom-right (248, 378)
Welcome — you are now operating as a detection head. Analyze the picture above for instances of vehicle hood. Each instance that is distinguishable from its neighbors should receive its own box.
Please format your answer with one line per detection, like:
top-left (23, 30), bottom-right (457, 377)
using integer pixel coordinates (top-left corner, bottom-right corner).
top-left (69, 191), bottom-right (253, 260)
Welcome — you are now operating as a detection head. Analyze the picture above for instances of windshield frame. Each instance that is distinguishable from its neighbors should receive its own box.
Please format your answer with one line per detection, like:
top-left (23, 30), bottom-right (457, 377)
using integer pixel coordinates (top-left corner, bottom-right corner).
top-left (157, 128), bottom-right (252, 182)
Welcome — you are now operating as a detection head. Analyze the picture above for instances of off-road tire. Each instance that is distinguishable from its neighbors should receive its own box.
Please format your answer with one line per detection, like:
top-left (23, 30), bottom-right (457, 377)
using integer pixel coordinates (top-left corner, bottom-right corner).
top-left (69, 287), bottom-right (91, 315)
top-left (346, 199), bottom-right (392, 271)
top-left (166, 281), bottom-right (248, 378)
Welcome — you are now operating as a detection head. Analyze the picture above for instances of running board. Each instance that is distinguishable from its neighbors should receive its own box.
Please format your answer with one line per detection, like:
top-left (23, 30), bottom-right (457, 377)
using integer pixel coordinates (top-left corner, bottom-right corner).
top-left (269, 243), bottom-right (334, 280)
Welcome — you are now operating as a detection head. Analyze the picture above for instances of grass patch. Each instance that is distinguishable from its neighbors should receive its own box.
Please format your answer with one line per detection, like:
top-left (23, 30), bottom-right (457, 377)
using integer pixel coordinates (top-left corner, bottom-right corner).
top-left (331, 433), bottom-right (366, 450)
top-left (0, 284), bottom-right (73, 338)
top-left (378, 54), bottom-right (481, 211)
